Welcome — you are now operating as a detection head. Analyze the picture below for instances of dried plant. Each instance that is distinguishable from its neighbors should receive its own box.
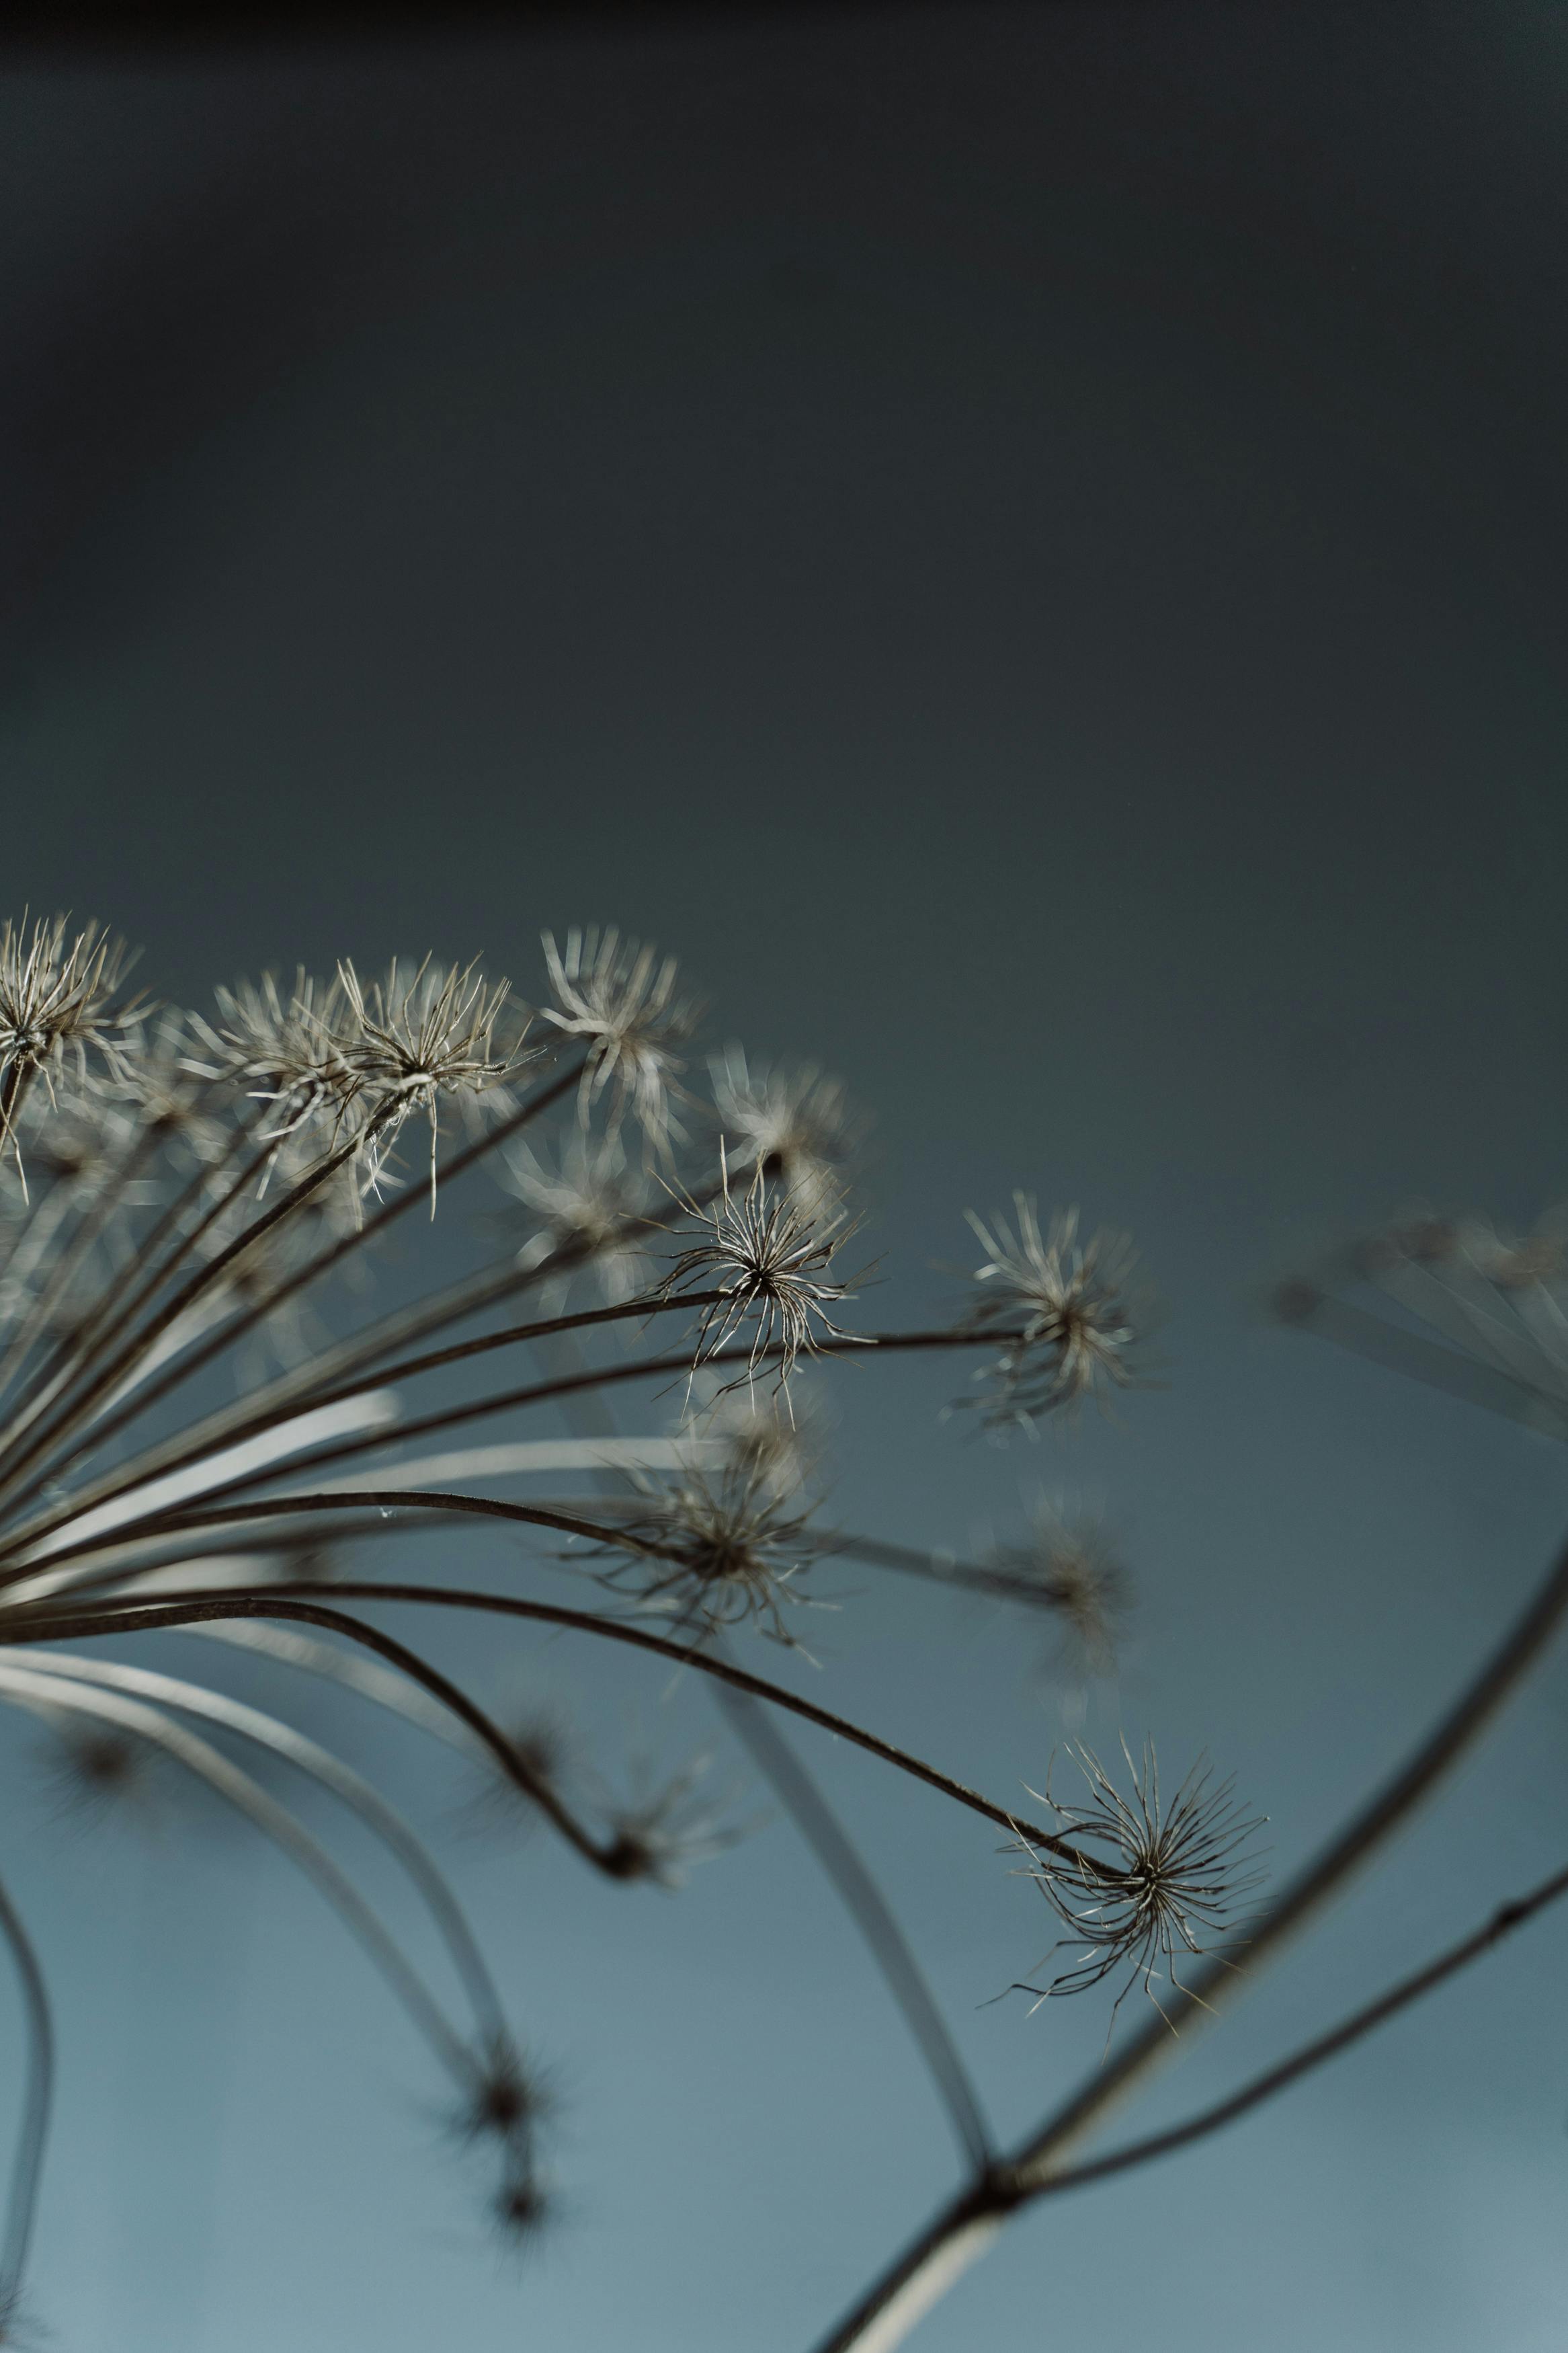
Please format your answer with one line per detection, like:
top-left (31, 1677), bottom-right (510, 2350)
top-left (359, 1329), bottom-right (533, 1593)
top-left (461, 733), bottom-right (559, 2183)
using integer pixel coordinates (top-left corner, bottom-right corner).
top-left (1004, 1741), bottom-right (1266, 2032)
top-left (0, 910), bottom-right (1559, 2352)
top-left (962, 1196), bottom-right (1147, 1427)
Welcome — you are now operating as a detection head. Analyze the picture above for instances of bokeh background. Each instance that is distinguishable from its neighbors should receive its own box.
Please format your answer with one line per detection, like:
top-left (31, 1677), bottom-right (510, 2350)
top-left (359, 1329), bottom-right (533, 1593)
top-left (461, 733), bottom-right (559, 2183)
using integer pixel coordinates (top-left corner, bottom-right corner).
top-left (3, 6), bottom-right (1567, 2347)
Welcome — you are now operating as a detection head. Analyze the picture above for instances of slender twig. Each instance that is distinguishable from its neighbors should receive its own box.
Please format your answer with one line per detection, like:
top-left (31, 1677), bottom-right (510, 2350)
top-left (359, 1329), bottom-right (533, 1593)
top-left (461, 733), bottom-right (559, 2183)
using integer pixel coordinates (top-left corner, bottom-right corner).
top-left (0, 1288), bottom-right (729, 1568)
top-left (1029, 1853), bottom-right (1568, 2200)
top-left (12, 1578), bottom-right (1107, 1870)
top-left (5, 1057), bottom-right (591, 1512)
top-left (1286, 1293), bottom-right (1568, 1439)
top-left (714, 1678), bottom-right (993, 2174)
top-left (0, 1868), bottom-right (52, 2320)
top-left (805, 1519), bottom-right (1568, 2353)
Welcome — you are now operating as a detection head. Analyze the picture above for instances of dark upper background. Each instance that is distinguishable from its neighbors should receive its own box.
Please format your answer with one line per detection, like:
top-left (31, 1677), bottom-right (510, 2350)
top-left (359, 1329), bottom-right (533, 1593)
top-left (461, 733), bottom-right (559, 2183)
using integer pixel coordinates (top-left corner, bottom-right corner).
top-left (3, 8), bottom-right (1567, 2350)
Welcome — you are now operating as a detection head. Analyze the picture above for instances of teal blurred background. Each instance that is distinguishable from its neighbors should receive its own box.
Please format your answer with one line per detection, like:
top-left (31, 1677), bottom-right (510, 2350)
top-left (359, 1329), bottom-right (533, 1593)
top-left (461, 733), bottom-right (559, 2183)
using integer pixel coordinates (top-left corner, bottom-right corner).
top-left (2, 7), bottom-right (1567, 2346)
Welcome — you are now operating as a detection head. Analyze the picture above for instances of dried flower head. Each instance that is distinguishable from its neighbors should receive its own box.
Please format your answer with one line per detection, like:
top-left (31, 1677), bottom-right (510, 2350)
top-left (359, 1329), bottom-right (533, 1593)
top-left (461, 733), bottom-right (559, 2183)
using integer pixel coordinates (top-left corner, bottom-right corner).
top-left (1295, 1202), bottom-right (1568, 1427)
top-left (587, 1456), bottom-right (819, 1642)
top-left (598, 1750), bottom-right (751, 1886)
top-left (0, 916), bottom-right (140, 1176)
top-left (708, 1046), bottom-right (860, 1211)
top-left (683, 1375), bottom-right (825, 1501)
top-left (987, 1498), bottom-right (1130, 1679)
top-left (339, 956), bottom-right (526, 1211)
top-left (188, 969), bottom-right (360, 1144)
top-left (494, 1129), bottom-right (654, 1304)
top-left (539, 926), bottom-right (696, 1152)
top-left (451, 2033), bottom-right (554, 2147)
top-left (116, 1010), bottom-right (229, 1166)
top-left (662, 1152), bottom-right (866, 1401)
top-left (1005, 1739), bottom-right (1266, 2036)
top-left (962, 1197), bottom-right (1145, 1428)
top-left (491, 2168), bottom-right (553, 2249)
top-left (35, 1718), bottom-right (155, 1827)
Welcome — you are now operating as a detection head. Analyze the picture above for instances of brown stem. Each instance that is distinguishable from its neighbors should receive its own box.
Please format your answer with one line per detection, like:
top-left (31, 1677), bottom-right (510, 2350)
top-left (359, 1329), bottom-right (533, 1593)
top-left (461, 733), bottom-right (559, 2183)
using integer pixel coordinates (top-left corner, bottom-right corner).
top-left (805, 1519), bottom-right (1568, 2353)
top-left (14, 1568), bottom-right (1102, 1869)
top-left (1030, 1853), bottom-right (1568, 2200)
top-left (0, 1057), bottom-right (589, 1519)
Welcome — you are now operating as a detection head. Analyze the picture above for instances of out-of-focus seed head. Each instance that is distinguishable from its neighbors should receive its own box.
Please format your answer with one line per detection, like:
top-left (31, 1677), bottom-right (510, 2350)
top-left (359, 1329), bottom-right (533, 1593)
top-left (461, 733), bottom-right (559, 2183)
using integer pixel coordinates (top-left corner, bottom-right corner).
top-left (708, 1045), bottom-right (862, 1213)
top-left (116, 1010), bottom-right (229, 1166)
top-left (961, 1196), bottom-right (1147, 1429)
top-left (986, 1498), bottom-right (1131, 1679)
top-left (35, 1718), bottom-right (156, 1828)
top-left (459, 1704), bottom-right (577, 1841)
top-left (682, 1374), bottom-right (825, 1502)
top-left (1298, 1202), bottom-right (1568, 1427)
top-left (188, 969), bottom-right (361, 1145)
top-left (1005, 1738), bottom-right (1266, 2036)
top-left (490, 2167), bottom-right (553, 2249)
top-left (452, 2034), bottom-right (554, 2147)
top-left (493, 1129), bottom-right (655, 1304)
top-left (539, 926), bottom-right (697, 1155)
top-left (597, 1750), bottom-right (750, 1887)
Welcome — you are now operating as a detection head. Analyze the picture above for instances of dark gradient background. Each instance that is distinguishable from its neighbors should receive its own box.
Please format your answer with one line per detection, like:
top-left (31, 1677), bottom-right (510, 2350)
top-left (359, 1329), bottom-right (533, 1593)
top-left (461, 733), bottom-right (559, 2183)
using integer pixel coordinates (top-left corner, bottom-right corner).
top-left (3, 7), bottom-right (1567, 2348)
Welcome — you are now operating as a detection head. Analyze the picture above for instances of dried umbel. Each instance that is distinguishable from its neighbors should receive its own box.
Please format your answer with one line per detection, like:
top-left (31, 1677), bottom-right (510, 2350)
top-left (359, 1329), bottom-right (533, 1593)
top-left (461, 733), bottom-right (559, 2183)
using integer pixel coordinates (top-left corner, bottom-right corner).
top-left (585, 1456), bottom-right (821, 1642)
top-left (708, 1046), bottom-right (860, 1212)
top-left (0, 904), bottom-right (1552, 2353)
top-left (985, 1499), bottom-right (1130, 1679)
top-left (337, 955), bottom-right (528, 1208)
top-left (187, 967), bottom-right (359, 1145)
top-left (1284, 1203), bottom-right (1568, 1433)
top-left (540, 925), bottom-right (696, 1153)
top-left (661, 1152), bottom-right (867, 1398)
top-left (1005, 1740), bottom-right (1266, 2034)
top-left (963, 1196), bottom-right (1146, 1428)
top-left (0, 918), bottom-right (140, 1179)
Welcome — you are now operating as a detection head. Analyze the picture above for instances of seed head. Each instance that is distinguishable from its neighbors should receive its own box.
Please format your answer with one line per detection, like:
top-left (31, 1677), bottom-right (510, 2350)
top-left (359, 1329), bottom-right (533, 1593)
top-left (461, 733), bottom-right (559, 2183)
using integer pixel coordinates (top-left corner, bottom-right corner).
top-left (662, 1152), bottom-right (867, 1401)
top-left (494, 1129), bottom-right (654, 1304)
top-left (588, 1455), bottom-right (819, 1642)
top-left (597, 1749), bottom-right (750, 1886)
top-left (188, 968), bottom-right (360, 1144)
top-left (539, 926), bottom-right (696, 1153)
top-left (451, 2033), bottom-right (554, 2147)
top-left (338, 956), bottom-right (528, 1211)
top-left (116, 1010), bottom-right (229, 1165)
top-left (708, 1045), bottom-right (860, 1212)
top-left (490, 2167), bottom-right (553, 2249)
top-left (986, 1498), bottom-right (1130, 1679)
top-left (0, 915), bottom-right (141, 1177)
top-left (1005, 1739), bottom-right (1266, 2037)
top-left (962, 1196), bottom-right (1145, 1428)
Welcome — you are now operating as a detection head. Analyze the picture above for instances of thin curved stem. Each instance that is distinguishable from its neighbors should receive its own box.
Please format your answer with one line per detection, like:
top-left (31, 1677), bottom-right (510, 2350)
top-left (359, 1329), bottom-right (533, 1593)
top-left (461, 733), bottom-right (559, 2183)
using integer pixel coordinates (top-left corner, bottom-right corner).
top-left (0, 1867), bottom-right (52, 2319)
top-left (0, 1289), bottom-right (729, 1568)
top-left (114, 1324), bottom-right (1018, 1524)
top-left (713, 1679), bottom-right (993, 2175)
top-left (3, 1057), bottom-right (591, 1519)
top-left (4, 1648), bottom-right (509, 2047)
top-left (0, 1665), bottom-right (473, 2080)
top-left (1031, 1852), bottom-right (1568, 2200)
top-left (13, 1578), bottom-right (1102, 1870)
top-left (806, 1518), bottom-right (1568, 2353)
top-left (13, 1587), bottom-right (619, 1872)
